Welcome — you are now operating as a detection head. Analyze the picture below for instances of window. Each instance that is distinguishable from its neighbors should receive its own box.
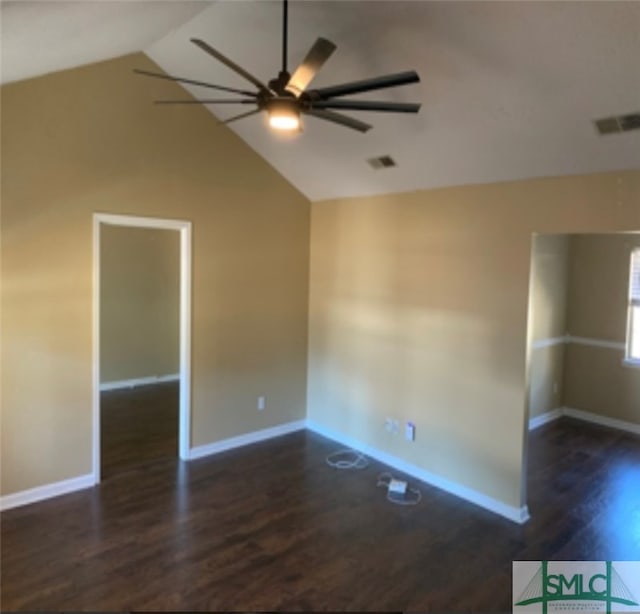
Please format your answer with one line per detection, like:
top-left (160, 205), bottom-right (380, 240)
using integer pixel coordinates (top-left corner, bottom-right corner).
top-left (627, 248), bottom-right (640, 364)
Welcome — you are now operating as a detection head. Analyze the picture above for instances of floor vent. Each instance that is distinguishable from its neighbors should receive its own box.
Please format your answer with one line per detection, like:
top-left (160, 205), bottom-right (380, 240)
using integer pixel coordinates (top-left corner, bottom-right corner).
top-left (594, 112), bottom-right (640, 135)
top-left (368, 155), bottom-right (396, 169)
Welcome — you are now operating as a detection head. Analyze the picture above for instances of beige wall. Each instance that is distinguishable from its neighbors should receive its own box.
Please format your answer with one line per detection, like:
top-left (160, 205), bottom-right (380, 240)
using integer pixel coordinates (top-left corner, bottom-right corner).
top-left (528, 235), bottom-right (569, 418)
top-left (530, 235), bottom-right (570, 341)
top-left (1, 55), bottom-right (638, 511)
top-left (564, 233), bottom-right (640, 424)
top-left (0, 53), bottom-right (310, 495)
top-left (528, 345), bottom-right (565, 419)
top-left (308, 172), bottom-right (640, 510)
top-left (100, 225), bottom-right (180, 384)
top-left (567, 234), bottom-right (640, 341)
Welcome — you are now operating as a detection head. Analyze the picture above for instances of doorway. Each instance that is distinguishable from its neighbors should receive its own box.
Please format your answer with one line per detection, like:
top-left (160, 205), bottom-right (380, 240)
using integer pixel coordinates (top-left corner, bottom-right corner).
top-left (92, 214), bottom-right (192, 483)
top-left (522, 231), bottom-right (640, 513)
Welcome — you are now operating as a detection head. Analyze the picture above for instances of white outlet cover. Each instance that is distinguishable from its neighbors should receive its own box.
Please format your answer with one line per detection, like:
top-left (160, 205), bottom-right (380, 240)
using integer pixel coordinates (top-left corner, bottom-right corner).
top-left (405, 422), bottom-right (415, 441)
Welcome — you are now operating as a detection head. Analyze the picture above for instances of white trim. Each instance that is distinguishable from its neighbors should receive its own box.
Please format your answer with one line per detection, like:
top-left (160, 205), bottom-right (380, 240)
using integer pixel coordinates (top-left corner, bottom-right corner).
top-left (531, 335), bottom-right (627, 352)
top-left (626, 248), bottom-right (640, 365)
top-left (563, 407), bottom-right (640, 436)
top-left (306, 420), bottom-right (530, 525)
top-left (531, 336), bottom-right (568, 350)
top-left (178, 221), bottom-right (192, 462)
top-left (92, 215), bottom-right (101, 485)
top-left (100, 373), bottom-right (180, 392)
top-left (528, 406), bottom-right (639, 435)
top-left (92, 213), bottom-right (186, 230)
top-left (566, 335), bottom-right (625, 351)
top-left (529, 407), bottom-right (563, 430)
top-left (1, 420), bottom-right (304, 510)
top-left (93, 213), bottom-right (192, 485)
top-left (0, 474), bottom-right (94, 511)
top-left (189, 420), bottom-right (306, 460)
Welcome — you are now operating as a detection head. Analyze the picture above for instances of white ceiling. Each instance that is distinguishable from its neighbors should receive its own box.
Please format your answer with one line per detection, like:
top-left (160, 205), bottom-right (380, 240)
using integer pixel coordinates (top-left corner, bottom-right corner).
top-left (0, 1), bottom-right (211, 85)
top-left (3, 1), bottom-right (640, 201)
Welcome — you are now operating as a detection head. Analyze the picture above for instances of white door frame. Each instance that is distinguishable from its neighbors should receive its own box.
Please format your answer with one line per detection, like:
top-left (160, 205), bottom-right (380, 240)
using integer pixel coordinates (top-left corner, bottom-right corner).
top-left (92, 213), bottom-right (192, 483)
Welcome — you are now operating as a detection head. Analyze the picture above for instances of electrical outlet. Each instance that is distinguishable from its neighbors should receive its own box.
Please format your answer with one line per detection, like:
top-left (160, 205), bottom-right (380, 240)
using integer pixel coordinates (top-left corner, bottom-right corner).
top-left (384, 417), bottom-right (393, 432)
top-left (405, 421), bottom-right (415, 441)
top-left (257, 396), bottom-right (266, 411)
top-left (391, 419), bottom-right (399, 434)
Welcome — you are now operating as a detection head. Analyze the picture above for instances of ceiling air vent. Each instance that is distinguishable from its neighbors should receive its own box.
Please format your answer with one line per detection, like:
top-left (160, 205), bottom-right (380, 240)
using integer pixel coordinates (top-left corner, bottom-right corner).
top-left (619, 113), bottom-right (640, 132)
top-left (368, 155), bottom-right (397, 169)
top-left (594, 112), bottom-right (640, 135)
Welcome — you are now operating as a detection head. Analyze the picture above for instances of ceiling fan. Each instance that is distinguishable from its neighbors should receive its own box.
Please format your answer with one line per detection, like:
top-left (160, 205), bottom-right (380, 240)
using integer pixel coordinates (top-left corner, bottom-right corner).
top-left (134, 0), bottom-right (421, 134)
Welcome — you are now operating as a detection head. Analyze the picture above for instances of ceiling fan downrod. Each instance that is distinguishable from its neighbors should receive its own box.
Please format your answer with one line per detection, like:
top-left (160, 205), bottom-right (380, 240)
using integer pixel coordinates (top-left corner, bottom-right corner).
top-left (270, 0), bottom-right (293, 96)
top-left (282, 0), bottom-right (288, 74)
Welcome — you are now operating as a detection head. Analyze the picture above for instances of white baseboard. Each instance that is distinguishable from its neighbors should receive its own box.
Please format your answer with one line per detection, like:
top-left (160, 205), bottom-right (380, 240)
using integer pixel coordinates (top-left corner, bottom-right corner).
top-left (188, 419), bottom-right (306, 460)
top-left (100, 373), bottom-right (179, 392)
top-left (2, 421), bottom-right (306, 509)
top-left (529, 407), bottom-right (564, 430)
top-left (0, 473), bottom-right (95, 512)
top-left (529, 406), bottom-right (639, 435)
top-left (563, 407), bottom-right (640, 436)
top-left (6, 409), bottom-right (633, 515)
top-left (306, 419), bottom-right (530, 525)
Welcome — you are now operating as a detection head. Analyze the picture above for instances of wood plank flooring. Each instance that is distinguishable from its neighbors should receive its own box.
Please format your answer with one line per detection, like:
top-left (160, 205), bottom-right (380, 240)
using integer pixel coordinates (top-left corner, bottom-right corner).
top-left (100, 381), bottom-right (179, 479)
top-left (1, 412), bottom-right (639, 611)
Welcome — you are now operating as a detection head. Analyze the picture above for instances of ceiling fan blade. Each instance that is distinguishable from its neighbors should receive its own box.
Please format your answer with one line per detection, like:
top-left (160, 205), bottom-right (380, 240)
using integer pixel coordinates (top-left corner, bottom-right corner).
top-left (309, 70), bottom-right (420, 99)
top-left (191, 38), bottom-right (271, 93)
top-left (154, 99), bottom-right (257, 105)
top-left (312, 100), bottom-right (421, 113)
top-left (304, 108), bottom-right (372, 133)
top-left (133, 68), bottom-right (258, 97)
top-left (285, 37), bottom-right (337, 97)
top-left (218, 109), bottom-right (262, 125)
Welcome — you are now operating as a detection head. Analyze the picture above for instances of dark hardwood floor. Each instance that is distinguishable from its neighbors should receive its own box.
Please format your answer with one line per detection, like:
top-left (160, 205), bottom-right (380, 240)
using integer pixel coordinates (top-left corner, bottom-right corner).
top-left (1, 417), bottom-right (639, 612)
top-left (100, 381), bottom-right (179, 479)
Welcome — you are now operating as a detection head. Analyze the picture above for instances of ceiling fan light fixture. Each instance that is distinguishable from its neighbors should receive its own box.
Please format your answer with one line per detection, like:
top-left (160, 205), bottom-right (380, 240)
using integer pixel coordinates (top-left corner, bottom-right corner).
top-left (267, 98), bottom-right (301, 132)
top-left (136, 0), bottom-right (420, 136)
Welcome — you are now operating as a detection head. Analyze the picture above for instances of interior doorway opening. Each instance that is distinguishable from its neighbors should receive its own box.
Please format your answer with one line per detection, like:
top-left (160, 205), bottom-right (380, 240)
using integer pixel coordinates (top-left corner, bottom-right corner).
top-left (522, 231), bottom-right (640, 513)
top-left (92, 214), bottom-right (192, 483)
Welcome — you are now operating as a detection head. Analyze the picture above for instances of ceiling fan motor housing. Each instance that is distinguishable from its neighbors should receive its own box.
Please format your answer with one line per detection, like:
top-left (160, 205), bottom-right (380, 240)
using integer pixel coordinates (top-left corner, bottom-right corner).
top-left (269, 70), bottom-right (295, 96)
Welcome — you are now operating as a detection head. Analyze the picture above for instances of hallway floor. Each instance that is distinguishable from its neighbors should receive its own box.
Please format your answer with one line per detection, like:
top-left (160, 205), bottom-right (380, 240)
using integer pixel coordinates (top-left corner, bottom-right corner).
top-left (100, 381), bottom-right (179, 479)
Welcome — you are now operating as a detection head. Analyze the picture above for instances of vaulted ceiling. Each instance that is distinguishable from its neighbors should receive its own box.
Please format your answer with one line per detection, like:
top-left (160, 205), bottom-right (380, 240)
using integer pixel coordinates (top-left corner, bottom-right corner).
top-left (2, 1), bottom-right (639, 201)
